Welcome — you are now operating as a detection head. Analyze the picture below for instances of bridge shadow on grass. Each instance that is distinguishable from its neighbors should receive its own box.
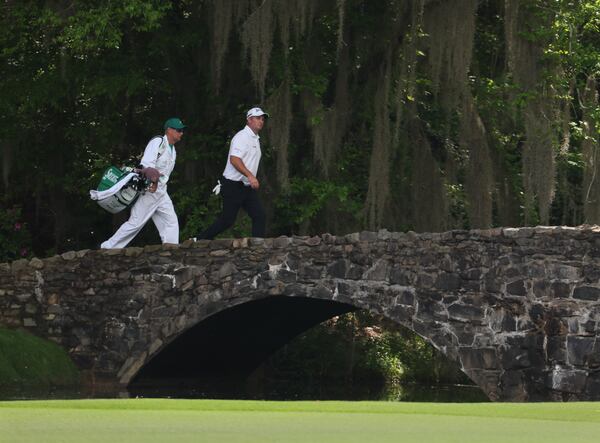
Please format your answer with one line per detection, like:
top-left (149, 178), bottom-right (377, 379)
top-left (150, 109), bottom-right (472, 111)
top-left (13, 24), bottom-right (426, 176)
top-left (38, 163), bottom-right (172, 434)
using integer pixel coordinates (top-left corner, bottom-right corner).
top-left (129, 296), bottom-right (486, 401)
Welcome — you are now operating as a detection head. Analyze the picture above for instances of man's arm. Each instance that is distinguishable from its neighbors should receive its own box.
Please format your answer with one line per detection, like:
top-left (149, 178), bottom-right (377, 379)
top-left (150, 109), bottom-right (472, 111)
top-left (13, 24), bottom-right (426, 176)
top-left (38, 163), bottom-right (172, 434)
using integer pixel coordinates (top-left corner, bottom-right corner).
top-left (230, 155), bottom-right (259, 189)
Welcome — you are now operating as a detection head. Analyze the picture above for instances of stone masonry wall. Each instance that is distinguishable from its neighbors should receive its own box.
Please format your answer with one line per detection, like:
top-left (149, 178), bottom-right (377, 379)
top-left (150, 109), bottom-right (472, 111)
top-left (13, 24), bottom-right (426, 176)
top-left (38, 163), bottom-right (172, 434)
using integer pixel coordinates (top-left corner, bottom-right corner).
top-left (1, 226), bottom-right (600, 400)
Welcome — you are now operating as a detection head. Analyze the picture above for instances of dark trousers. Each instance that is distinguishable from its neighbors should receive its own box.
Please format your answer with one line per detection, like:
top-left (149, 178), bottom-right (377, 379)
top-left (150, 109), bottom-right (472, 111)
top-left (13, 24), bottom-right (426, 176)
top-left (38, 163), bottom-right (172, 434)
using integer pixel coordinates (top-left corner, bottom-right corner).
top-left (198, 177), bottom-right (266, 239)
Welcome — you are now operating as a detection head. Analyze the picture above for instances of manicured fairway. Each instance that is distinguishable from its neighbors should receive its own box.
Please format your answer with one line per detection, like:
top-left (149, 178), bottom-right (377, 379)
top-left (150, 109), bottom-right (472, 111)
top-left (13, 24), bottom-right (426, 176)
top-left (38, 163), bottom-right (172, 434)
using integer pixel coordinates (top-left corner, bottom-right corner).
top-left (1, 399), bottom-right (600, 443)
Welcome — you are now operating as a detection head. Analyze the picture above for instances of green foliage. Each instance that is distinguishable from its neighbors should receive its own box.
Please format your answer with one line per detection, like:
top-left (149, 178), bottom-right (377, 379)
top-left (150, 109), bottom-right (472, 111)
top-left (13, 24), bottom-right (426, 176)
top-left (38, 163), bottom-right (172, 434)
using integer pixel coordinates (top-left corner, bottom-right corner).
top-left (0, 205), bottom-right (32, 262)
top-left (262, 311), bottom-right (470, 388)
top-left (273, 178), bottom-right (360, 235)
top-left (2, 0), bottom-right (600, 255)
top-left (0, 327), bottom-right (79, 387)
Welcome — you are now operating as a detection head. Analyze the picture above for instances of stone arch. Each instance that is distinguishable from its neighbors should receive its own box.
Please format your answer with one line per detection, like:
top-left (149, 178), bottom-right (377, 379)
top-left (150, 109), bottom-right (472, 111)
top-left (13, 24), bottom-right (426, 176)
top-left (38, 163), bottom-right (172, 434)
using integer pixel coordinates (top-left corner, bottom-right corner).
top-left (121, 280), bottom-right (482, 398)
top-left (3, 228), bottom-right (600, 401)
top-left (126, 295), bottom-right (358, 390)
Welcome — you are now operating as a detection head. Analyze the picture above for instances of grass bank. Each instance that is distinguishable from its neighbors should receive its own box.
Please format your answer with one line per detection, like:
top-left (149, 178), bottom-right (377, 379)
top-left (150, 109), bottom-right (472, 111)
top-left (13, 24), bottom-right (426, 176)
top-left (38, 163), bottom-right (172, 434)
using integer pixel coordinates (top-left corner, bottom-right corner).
top-left (1, 399), bottom-right (599, 443)
top-left (0, 327), bottom-right (79, 389)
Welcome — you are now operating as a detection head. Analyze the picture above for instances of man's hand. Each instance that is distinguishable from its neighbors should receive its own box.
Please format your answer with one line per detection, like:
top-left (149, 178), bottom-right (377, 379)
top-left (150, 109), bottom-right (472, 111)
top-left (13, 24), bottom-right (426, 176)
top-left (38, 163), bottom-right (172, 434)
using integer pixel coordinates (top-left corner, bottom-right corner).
top-left (230, 155), bottom-right (259, 189)
top-left (248, 175), bottom-right (260, 189)
top-left (149, 182), bottom-right (158, 193)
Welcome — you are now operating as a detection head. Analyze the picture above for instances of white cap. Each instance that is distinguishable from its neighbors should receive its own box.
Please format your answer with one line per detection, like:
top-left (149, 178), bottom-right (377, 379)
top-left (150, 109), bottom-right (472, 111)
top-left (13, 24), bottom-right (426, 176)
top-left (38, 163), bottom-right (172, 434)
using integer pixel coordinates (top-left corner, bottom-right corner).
top-left (246, 107), bottom-right (269, 118)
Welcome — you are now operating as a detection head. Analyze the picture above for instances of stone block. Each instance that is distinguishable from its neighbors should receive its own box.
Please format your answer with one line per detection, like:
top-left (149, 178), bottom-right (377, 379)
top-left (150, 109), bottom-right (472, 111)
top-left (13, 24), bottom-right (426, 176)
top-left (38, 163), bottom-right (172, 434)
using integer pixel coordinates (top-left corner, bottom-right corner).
top-left (327, 259), bottom-right (348, 279)
top-left (347, 264), bottom-right (365, 280)
top-left (584, 372), bottom-right (600, 398)
top-left (448, 304), bottom-right (484, 323)
top-left (23, 318), bottom-right (37, 327)
top-left (459, 347), bottom-right (498, 370)
top-left (364, 260), bottom-right (389, 281)
top-left (389, 267), bottom-right (410, 285)
top-left (544, 316), bottom-right (567, 336)
top-left (305, 236), bottom-right (321, 246)
top-left (217, 262), bottom-right (237, 279)
top-left (397, 290), bottom-right (414, 306)
top-left (15, 293), bottom-right (32, 303)
top-left (248, 237), bottom-right (265, 247)
top-left (506, 279), bottom-right (527, 296)
top-left (488, 308), bottom-right (516, 332)
top-left (60, 251), bottom-right (77, 261)
top-left (300, 265), bottom-right (322, 279)
top-left (484, 273), bottom-right (502, 293)
top-left (435, 272), bottom-right (461, 291)
top-left (551, 281), bottom-right (571, 298)
top-left (499, 370), bottom-right (527, 401)
top-left (276, 269), bottom-right (297, 283)
top-left (416, 299), bottom-right (447, 322)
top-left (11, 259), bottom-right (29, 274)
top-left (547, 367), bottom-right (587, 394)
top-left (359, 231), bottom-right (378, 242)
top-left (29, 258), bottom-right (44, 269)
top-left (546, 336), bottom-right (567, 363)
top-left (567, 336), bottom-right (595, 366)
top-left (573, 286), bottom-right (600, 301)
top-left (501, 345), bottom-right (532, 370)
top-left (311, 284), bottom-right (333, 299)
top-left (273, 236), bottom-right (292, 248)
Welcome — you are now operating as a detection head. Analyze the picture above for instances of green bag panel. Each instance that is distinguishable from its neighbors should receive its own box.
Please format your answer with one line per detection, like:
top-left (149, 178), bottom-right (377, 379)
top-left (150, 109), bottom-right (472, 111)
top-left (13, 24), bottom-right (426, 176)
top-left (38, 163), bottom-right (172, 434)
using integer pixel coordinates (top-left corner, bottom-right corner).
top-left (97, 166), bottom-right (128, 192)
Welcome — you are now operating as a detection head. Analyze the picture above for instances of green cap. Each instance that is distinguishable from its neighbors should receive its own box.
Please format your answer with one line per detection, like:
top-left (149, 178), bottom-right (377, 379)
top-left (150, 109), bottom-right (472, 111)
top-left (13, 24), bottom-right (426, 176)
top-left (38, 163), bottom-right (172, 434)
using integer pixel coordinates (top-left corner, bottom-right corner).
top-left (164, 117), bottom-right (186, 130)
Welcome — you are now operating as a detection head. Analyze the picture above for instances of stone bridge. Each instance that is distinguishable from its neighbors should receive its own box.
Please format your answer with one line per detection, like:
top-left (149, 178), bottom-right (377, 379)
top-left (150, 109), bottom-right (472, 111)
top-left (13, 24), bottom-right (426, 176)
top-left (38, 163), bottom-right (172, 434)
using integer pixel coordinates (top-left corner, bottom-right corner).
top-left (1, 227), bottom-right (600, 401)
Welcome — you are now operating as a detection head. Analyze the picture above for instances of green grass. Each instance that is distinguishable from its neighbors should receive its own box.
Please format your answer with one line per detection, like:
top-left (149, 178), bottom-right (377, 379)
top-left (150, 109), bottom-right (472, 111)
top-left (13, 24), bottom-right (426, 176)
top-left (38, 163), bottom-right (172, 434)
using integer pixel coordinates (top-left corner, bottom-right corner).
top-left (0, 328), bottom-right (79, 387)
top-left (1, 399), bottom-right (599, 443)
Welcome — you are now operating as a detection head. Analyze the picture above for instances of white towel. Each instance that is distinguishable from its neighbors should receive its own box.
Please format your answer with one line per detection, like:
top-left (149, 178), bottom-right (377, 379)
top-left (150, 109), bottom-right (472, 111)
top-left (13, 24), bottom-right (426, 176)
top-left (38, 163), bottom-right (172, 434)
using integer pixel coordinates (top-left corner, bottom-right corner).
top-left (90, 172), bottom-right (138, 201)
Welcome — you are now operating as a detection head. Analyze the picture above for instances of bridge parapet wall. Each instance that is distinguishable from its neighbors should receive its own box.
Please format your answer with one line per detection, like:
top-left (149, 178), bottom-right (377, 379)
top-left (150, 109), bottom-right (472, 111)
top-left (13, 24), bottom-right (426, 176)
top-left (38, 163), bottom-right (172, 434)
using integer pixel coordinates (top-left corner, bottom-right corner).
top-left (1, 226), bottom-right (600, 400)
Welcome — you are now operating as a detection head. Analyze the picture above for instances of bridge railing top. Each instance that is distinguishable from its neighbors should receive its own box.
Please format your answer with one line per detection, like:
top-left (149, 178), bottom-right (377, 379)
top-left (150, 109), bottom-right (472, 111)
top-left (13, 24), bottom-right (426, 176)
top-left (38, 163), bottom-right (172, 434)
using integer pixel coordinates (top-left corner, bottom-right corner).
top-left (2, 225), bottom-right (600, 271)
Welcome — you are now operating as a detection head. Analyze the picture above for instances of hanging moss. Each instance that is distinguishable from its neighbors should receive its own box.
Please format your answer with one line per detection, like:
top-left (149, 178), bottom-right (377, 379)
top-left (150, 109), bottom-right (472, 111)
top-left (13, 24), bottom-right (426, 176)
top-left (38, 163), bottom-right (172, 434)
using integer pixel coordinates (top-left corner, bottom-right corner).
top-left (424, 0), bottom-right (476, 111)
top-left (305, 47), bottom-right (352, 178)
top-left (582, 75), bottom-right (600, 223)
top-left (240, 1), bottom-right (274, 100)
top-left (266, 76), bottom-right (292, 188)
top-left (410, 117), bottom-right (449, 232)
top-left (210, 0), bottom-right (234, 92)
top-left (460, 93), bottom-right (494, 228)
top-left (365, 55), bottom-right (393, 229)
top-left (505, 0), bottom-right (558, 225)
top-left (239, 0), bottom-right (318, 100)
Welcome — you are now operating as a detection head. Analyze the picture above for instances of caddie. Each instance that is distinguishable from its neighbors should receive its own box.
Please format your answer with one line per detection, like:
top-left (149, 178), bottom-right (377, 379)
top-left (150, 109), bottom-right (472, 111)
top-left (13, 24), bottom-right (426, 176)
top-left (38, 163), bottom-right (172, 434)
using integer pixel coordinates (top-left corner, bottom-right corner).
top-left (101, 117), bottom-right (185, 249)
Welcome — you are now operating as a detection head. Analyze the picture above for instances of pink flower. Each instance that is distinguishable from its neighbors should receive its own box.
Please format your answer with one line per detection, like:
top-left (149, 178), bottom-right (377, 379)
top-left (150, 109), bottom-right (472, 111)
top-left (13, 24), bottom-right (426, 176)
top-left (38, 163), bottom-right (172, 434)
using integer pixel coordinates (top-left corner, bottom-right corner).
top-left (14, 223), bottom-right (22, 231)
top-left (20, 248), bottom-right (28, 257)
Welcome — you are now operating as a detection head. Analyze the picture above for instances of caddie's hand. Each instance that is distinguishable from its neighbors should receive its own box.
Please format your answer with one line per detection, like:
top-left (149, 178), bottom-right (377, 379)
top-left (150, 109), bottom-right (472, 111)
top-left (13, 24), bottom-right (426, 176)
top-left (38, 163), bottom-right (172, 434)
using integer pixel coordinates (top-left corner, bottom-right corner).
top-left (249, 175), bottom-right (259, 189)
top-left (149, 182), bottom-right (158, 193)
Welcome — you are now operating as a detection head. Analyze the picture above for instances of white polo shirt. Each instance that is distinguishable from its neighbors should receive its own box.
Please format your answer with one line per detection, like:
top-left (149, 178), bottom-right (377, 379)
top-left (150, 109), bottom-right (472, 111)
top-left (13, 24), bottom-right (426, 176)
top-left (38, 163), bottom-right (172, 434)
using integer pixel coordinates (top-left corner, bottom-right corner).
top-left (140, 135), bottom-right (176, 191)
top-left (223, 125), bottom-right (261, 186)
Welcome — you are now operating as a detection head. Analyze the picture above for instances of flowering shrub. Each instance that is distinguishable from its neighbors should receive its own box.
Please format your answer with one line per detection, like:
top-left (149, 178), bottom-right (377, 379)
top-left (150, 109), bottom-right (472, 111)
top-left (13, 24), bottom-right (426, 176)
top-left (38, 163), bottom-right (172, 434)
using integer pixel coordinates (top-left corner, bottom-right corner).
top-left (0, 205), bottom-right (32, 262)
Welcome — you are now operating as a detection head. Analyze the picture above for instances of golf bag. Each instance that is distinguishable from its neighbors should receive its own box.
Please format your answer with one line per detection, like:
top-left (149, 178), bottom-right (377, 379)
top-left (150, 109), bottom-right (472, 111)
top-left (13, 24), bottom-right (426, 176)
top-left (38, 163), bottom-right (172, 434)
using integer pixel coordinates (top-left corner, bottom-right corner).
top-left (90, 166), bottom-right (148, 214)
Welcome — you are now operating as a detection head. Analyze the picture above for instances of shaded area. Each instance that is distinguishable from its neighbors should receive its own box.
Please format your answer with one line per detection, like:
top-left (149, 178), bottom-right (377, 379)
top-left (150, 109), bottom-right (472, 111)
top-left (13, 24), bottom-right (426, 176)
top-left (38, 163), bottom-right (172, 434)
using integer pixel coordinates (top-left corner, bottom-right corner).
top-left (129, 296), bottom-right (356, 397)
top-left (246, 311), bottom-right (487, 401)
top-left (129, 298), bottom-right (487, 401)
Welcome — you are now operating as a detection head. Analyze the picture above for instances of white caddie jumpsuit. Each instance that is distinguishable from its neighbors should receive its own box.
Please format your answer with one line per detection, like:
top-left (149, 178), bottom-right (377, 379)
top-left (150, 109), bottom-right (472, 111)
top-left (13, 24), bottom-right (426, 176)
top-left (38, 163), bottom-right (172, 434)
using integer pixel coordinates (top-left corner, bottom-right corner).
top-left (101, 135), bottom-right (179, 249)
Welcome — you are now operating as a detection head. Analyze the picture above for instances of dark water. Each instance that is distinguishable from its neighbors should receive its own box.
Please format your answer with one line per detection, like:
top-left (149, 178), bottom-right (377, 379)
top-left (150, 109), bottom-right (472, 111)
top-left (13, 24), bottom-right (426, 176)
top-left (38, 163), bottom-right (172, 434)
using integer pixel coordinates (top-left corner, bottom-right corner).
top-left (0, 380), bottom-right (489, 402)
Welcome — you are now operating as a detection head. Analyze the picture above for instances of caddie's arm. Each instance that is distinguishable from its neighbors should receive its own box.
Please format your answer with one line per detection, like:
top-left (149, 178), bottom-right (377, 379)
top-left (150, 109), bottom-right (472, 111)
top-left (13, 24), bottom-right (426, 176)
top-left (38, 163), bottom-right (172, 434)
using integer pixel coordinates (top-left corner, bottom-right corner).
top-left (230, 155), bottom-right (259, 189)
top-left (139, 139), bottom-right (162, 192)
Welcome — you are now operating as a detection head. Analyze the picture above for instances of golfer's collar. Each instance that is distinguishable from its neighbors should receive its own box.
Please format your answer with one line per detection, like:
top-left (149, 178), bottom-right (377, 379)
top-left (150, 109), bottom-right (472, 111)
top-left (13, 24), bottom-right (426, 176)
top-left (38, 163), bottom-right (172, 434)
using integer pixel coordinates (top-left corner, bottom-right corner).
top-left (244, 125), bottom-right (259, 139)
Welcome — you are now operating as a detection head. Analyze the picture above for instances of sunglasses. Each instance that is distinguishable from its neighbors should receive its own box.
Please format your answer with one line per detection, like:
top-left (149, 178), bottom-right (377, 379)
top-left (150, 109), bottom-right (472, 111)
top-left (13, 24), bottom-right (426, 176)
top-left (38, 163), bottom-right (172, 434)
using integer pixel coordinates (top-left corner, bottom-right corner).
top-left (170, 128), bottom-right (184, 133)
